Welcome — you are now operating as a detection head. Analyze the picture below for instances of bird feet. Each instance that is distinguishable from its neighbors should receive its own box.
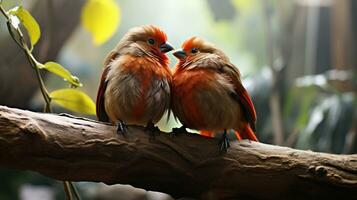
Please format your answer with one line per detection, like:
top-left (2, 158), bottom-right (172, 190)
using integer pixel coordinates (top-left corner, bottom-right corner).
top-left (171, 125), bottom-right (189, 136)
top-left (219, 130), bottom-right (230, 153)
top-left (145, 121), bottom-right (160, 140)
top-left (116, 120), bottom-right (128, 136)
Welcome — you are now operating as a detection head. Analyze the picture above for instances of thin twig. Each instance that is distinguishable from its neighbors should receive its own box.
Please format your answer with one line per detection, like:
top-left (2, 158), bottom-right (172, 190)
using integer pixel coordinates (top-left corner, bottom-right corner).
top-left (69, 181), bottom-right (82, 200)
top-left (63, 181), bottom-right (74, 200)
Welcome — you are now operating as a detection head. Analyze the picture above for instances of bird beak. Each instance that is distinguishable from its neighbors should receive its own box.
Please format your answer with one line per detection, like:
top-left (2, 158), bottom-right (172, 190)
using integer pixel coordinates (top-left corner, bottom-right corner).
top-left (160, 42), bottom-right (174, 53)
top-left (173, 50), bottom-right (186, 59)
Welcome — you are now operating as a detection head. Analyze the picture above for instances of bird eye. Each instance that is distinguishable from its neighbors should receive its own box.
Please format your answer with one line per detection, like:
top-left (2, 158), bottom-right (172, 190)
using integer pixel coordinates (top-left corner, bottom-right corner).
top-left (148, 38), bottom-right (155, 45)
top-left (191, 48), bottom-right (198, 54)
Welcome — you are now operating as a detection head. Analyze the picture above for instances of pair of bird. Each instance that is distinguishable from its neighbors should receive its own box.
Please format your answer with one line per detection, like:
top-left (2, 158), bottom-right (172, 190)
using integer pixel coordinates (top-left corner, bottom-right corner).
top-left (96, 25), bottom-right (258, 151)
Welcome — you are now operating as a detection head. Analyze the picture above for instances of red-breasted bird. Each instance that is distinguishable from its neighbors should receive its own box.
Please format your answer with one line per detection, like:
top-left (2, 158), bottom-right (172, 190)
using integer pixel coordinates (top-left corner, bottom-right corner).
top-left (171, 37), bottom-right (258, 151)
top-left (96, 25), bottom-right (173, 134)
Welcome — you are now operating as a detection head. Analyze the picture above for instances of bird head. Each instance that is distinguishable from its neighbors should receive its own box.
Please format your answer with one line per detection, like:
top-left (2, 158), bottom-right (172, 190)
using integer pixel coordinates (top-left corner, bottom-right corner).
top-left (173, 37), bottom-right (228, 64)
top-left (117, 25), bottom-right (174, 63)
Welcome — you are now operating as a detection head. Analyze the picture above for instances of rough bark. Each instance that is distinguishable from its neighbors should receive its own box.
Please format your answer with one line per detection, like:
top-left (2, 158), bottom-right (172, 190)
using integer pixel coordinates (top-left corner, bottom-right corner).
top-left (0, 105), bottom-right (356, 200)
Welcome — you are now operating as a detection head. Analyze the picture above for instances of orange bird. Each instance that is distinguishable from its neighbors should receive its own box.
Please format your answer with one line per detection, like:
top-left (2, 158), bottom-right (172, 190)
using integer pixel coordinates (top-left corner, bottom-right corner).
top-left (96, 25), bottom-right (173, 134)
top-left (172, 37), bottom-right (258, 151)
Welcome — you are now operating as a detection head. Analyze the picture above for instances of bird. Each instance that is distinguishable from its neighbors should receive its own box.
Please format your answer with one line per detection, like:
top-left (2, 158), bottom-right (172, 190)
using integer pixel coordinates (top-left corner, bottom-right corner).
top-left (171, 37), bottom-right (258, 151)
top-left (96, 25), bottom-right (173, 135)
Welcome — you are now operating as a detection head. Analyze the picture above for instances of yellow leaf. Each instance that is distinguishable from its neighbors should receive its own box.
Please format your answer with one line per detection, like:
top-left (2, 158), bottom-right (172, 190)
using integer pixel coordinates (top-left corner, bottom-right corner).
top-left (50, 89), bottom-right (96, 115)
top-left (8, 6), bottom-right (41, 48)
top-left (81, 0), bottom-right (120, 45)
top-left (38, 62), bottom-right (82, 87)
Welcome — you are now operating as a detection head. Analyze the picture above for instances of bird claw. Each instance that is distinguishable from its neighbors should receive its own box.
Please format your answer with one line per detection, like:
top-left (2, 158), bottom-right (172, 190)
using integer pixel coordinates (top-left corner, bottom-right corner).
top-left (145, 121), bottom-right (160, 140)
top-left (116, 120), bottom-right (127, 136)
top-left (219, 130), bottom-right (230, 153)
top-left (171, 126), bottom-right (189, 136)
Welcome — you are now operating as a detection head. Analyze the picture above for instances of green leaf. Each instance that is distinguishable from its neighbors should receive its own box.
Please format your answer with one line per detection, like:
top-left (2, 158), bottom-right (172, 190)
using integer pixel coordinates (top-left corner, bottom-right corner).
top-left (50, 89), bottom-right (96, 115)
top-left (38, 61), bottom-right (82, 87)
top-left (1, 0), bottom-right (23, 10)
top-left (8, 6), bottom-right (40, 48)
top-left (81, 0), bottom-right (120, 45)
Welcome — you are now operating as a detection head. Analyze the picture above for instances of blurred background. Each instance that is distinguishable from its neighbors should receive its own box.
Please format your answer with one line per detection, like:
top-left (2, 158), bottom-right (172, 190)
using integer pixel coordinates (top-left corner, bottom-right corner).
top-left (0, 0), bottom-right (356, 199)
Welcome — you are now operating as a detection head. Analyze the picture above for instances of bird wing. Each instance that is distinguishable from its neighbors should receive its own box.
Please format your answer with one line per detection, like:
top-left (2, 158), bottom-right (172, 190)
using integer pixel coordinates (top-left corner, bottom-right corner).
top-left (191, 55), bottom-right (257, 131)
top-left (220, 61), bottom-right (257, 131)
top-left (96, 51), bottom-right (119, 122)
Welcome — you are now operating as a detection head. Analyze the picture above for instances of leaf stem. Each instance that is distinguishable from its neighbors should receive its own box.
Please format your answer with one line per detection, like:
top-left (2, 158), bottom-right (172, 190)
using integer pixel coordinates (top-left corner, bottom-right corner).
top-left (0, 4), bottom-right (52, 112)
top-left (0, 4), bottom-right (9, 20)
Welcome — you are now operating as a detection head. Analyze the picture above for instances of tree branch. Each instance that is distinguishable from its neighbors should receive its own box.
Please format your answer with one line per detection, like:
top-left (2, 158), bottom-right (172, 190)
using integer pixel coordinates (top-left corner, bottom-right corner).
top-left (0, 105), bottom-right (356, 199)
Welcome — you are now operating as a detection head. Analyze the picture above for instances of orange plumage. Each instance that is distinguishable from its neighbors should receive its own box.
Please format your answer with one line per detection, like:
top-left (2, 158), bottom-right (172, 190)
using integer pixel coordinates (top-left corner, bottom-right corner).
top-left (96, 25), bottom-right (173, 131)
top-left (172, 37), bottom-right (258, 146)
